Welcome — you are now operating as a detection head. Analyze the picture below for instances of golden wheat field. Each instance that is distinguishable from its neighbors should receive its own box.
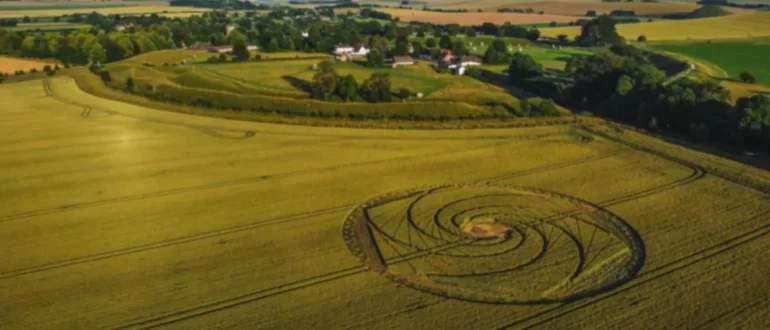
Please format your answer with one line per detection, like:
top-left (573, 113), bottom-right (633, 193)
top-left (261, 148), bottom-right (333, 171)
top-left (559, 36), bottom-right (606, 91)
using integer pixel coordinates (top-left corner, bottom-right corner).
top-left (0, 56), bottom-right (57, 74)
top-left (0, 6), bottom-right (210, 19)
top-left (1, 77), bottom-right (770, 329)
top-left (541, 12), bottom-right (770, 41)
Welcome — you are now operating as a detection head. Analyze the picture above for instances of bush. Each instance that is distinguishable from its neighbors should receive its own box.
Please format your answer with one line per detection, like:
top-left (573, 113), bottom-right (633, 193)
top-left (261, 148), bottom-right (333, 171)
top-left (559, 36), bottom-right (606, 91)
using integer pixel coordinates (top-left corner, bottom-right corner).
top-left (43, 65), bottom-right (51, 72)
top-left (398, 88), bottom-right (410, 101)
top-left (740, 71), bottom-right (757, 84)
top-left (99, 70), bottom-right (111, 83)
top-left (126, 77), bottom-right (134, 92)
top-left (637, 35), bottom-right (647, 42)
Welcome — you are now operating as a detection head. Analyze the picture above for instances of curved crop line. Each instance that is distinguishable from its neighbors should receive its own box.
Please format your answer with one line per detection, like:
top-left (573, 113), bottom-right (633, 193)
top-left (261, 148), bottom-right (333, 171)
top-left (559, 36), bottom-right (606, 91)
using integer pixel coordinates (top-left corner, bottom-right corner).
top-left (425, 222), bottom-right (549, 278)
top-left (44, 79), bottom-right (256, 140)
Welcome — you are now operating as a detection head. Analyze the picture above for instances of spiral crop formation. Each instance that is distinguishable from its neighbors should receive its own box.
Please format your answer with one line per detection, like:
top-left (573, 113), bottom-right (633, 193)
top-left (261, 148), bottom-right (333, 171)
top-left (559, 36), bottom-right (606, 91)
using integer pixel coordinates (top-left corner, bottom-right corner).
top-left (343, 183), bottom-right (645, 304)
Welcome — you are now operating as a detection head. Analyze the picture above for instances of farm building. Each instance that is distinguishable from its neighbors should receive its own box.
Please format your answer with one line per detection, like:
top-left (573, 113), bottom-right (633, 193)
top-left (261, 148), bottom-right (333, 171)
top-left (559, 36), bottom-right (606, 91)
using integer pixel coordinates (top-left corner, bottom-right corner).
top-left (209, 45), bottom-right (233, 53)
top-left (114, 23), bottom-right (135, 32)
top-left (334, 44), bottom-right (370, 60)
top-left (392, 56), bottom-right (414, 67)
top-left (188, 42), bottom-right (213, 51)
top-left (459, 55), bottom-right (482, 66)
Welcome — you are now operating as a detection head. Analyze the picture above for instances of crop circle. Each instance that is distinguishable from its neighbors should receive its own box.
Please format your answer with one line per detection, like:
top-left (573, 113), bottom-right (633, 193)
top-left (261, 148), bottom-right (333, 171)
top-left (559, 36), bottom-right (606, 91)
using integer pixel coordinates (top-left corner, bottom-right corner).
top-left (342, 183), bottom-right (645, 304)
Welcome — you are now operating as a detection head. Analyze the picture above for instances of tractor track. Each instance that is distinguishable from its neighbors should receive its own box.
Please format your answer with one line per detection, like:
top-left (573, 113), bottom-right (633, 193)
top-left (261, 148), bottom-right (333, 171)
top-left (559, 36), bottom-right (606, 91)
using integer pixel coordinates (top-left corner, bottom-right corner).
top-left (496, 209), bottom-right (770, 329)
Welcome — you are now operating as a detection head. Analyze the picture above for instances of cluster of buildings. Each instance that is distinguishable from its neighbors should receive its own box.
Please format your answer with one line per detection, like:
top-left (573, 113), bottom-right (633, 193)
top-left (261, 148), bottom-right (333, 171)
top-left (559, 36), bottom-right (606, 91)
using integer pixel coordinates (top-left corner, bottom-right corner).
top-left (188, 42), bottom-right (259, 54)
top-left (332, 44), bottom-right (483, 75)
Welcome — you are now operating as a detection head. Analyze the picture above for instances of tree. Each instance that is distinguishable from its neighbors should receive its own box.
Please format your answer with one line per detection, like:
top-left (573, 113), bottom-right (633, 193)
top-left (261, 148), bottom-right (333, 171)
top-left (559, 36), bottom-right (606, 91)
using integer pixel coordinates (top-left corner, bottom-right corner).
top-left (616, 75), bottom-right (634, 95)
top-left (483, 39), bottom-right (510, 64)
top-left (740, 71), bottom-right (757, 84)
top-left (366, 48), bottom-right (385, 68)
top-left (557, 34), bottom-right (569, 44)
top-left (637, 35), bottom-right (647, 42)
top-left (525, 29), bottom-right (541, 41)
top-left (425, 38), bottom-right (436, 48)
top-left (359, 72), bottom-right (392, 102)
top-left (438, 35), bottom-right (452, 49)
top-left (338, 74), bottom-right (359, 101)
top-left (465, 27), bottom-right (476, 37)
top-left (451, 40), bottom-right (466, 56)
top-left (398, 88), bottom-right (410, 101)
top-left (393, 36), bottom-right (409, 56)
top-left (126, 77), bottom-right (134, 92)
top-left (266, 38), bottom-right (279, 52)
top-left (88, 43), bottom-right (106, 64)
top-left (578, 15), bottom-right (623, 46)
top-left (411, 41), bottom-right (424, 56)
top-left (312, 60), bottom-right (339, 101)
top-left (508, 52), bottom-right (542, 82)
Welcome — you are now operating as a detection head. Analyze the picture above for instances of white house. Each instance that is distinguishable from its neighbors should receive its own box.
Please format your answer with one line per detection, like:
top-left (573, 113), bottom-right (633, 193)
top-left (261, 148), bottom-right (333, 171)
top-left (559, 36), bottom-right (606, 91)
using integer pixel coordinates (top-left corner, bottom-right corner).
top-left (333, 44), bottom-right (370, 57)
top-left (459, 55), bottom-right (482, 67)
top-left (226, 24), bottom-right (238, 36)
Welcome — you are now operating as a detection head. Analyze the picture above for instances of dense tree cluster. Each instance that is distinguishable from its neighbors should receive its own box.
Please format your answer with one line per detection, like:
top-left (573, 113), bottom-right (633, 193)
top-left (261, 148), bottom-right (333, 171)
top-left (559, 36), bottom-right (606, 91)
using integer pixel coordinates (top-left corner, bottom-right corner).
top-left (576, 16), bottom-right (624, 46)
top-left (568, 47), bottom-right (770, 150)
top-left (0, 27), bottom-right (174, 66)
top-left (310, 60), bottom-right (391, 103)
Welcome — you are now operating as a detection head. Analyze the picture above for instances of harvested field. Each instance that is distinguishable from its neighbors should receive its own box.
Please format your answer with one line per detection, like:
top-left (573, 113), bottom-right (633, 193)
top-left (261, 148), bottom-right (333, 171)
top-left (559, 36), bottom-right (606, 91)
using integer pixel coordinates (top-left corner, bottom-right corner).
top-left (375, 8), bottom-right (583, 25)
top-left (541, 12), bottom-right (770, 41)
top-left (437, 0), bottom-right (703, 15)
top-left (722, 80), bottom-right (770, 104)
top-left (0, 56), bottom-right (57, 74)
top-left (0, 5), bottom-right (210, 18)
top-left (1, 77), bottom-right (770, 329)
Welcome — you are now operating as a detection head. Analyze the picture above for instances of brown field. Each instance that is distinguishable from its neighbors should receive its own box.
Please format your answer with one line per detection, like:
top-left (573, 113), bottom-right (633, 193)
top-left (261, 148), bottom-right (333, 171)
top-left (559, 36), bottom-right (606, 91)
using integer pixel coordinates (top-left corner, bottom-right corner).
top-left (438, 0), bottom-right (702, 15)
top-left (374, 8), bottom-right (582, 25)
top-left (1, 77), bottom-right (770, 329)
top-left (437, 0), bottom-right (753, 15)
top-left (0, 56), bottom-right (57, 74)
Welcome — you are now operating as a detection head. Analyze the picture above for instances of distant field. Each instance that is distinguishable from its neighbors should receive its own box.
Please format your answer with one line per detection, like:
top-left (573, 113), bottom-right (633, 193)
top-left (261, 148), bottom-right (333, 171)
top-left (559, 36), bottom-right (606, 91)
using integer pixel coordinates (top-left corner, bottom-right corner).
top-left (373, 8), bottom-right (583, 25)
top-left (7, 22), bottom-right (91, 31)
top-left (0, 56), bottom-right (57, 74)
top-left (541, 12), bottom-right (770, 41)
top-left (650, 41), bottom-right (770, 85)
top-left (0, 5), bottom-right (210, 18)
top-left (436, 0), bottom-right (704, 15)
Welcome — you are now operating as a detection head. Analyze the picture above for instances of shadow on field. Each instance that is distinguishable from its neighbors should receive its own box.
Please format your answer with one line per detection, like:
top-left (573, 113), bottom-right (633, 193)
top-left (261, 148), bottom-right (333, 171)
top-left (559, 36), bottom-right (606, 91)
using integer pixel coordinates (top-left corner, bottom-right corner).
top-left (281, 75), bottom-right (312, 94)
top-left (466, 68), bottom-right (533, 100)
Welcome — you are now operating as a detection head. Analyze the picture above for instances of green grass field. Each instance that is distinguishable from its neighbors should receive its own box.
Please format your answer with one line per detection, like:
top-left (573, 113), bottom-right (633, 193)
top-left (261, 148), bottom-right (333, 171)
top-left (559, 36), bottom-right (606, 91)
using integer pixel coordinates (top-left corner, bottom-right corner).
top-left (1, 77), bottom-right (770, 329)
top-left (650, 41), bottom-right (770, 85)
top-left (97, 50), bottom-right (545, 119)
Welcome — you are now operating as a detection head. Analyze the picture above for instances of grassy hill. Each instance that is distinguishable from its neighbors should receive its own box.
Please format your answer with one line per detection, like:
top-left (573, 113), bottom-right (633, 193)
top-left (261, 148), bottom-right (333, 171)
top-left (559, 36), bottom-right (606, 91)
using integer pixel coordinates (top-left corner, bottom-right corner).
top-left (91, 50), bottom-right (543, 120)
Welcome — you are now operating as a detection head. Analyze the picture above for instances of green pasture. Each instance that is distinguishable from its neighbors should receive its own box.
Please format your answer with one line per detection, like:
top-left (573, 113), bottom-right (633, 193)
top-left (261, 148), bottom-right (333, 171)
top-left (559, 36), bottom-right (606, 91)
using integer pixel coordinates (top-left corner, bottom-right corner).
top-left (650, 41), bottom-right (770, 85)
